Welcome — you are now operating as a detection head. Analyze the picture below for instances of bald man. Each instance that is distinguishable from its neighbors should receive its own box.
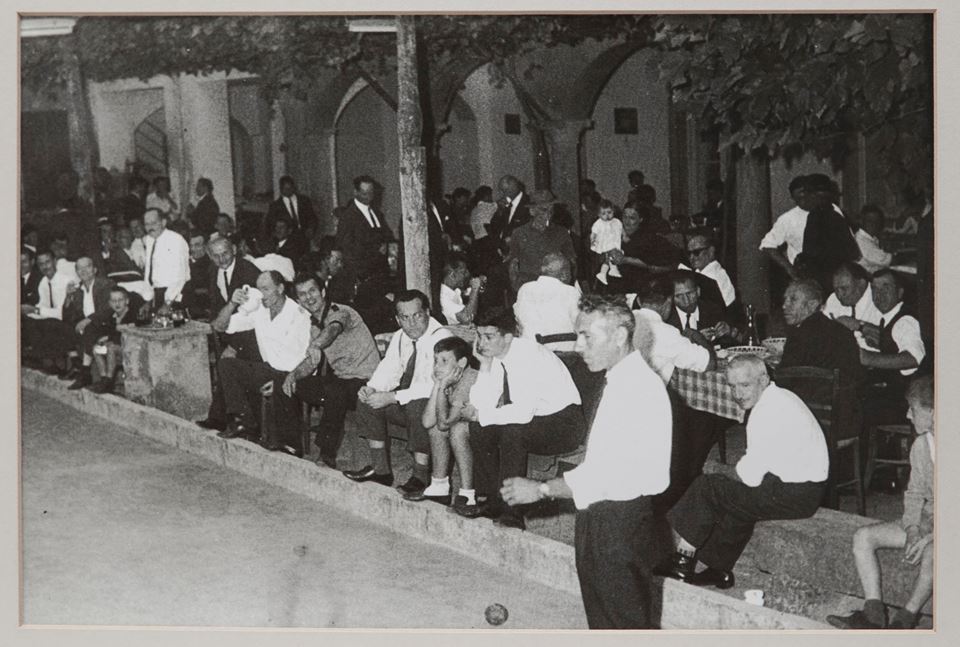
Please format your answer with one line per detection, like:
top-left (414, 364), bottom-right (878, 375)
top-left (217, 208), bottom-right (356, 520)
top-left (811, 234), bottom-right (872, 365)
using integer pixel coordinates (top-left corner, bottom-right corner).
top-left (514, 252), bottom-right (581, 351)
top-left (656, 355), bottom-right (828, 589)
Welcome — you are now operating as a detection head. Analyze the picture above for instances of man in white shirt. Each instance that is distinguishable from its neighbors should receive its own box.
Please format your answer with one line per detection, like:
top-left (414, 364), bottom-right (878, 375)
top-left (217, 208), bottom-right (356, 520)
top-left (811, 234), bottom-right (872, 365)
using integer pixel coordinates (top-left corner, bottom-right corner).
top-left (457, 306), bottom-right (583, 530)
top-left (502, 295), bottom-right (670, 628)
top-left (760, 175), bottom-right (812, 281)
top-left (343, 290), bottom-right (452, 495)
top-left (822, 262), bottom-right (883, 349)
top-left (513, 252), bottom-right (581, 352)
top-left (860, 269), bottom-right (926, 427)
top-left (212, 271), bottom-right (312, 449)
top-left (656, 354), bottom-right (828, 589)
top-left (632, 277), bottom-right (715, 383)
top-left (21, 250), bottom-right (76, 372)
top-left (439, 256), bottom-right (483, 325)
top-left (855, 205), bottom-right (893, 274)
top-left (143, 208), bottom-right (190, 308)
top-left (681, 230), bottom-right (736, 308)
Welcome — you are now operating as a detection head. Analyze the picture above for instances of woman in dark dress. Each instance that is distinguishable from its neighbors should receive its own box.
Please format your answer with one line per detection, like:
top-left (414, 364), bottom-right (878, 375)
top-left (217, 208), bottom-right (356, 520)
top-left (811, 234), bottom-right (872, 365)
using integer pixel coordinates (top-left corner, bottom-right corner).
top-left (608, 201), bottom-right (684, 294)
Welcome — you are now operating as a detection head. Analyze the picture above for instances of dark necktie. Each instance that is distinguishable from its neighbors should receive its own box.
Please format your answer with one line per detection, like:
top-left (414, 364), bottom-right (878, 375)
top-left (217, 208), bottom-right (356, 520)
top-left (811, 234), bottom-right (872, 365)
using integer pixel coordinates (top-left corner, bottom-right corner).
top-left (221, 270), bottom-right (229, 301)
top-left (48, 280), bottom-right (53, 307)
top-left (684, 312), bottom-right (692, 332)
top-left (147, 240), bottom-right (156, 284)
top-left (879, 317), bottom-right (886, 330)
top-left (497, 363), bottom-right (512, 408)
top-left (398, 339), bottom-right (417, 390)
top-left (851, 305), bottom-right (856, 318)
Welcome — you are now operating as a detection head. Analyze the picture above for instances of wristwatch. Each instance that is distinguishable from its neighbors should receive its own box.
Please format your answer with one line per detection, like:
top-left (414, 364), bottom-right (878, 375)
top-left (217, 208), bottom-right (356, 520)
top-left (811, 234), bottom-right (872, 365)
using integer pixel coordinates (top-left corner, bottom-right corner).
top-left (538, 482), bottom-right (551, 500)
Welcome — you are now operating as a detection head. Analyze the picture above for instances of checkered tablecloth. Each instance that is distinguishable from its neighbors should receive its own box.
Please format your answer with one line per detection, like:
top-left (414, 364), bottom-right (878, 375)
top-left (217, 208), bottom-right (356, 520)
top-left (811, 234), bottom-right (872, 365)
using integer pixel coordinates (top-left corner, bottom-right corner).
top-left (670, 367), bottom-right (745, 422)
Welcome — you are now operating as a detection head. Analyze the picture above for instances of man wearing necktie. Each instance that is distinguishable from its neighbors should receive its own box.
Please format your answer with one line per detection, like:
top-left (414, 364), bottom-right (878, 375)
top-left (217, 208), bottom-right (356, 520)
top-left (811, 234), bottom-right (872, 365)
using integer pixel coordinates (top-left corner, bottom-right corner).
top-left (335, 175), bottom-right (394, 308)
top-left (666, 271), bottom-right (736, 344)
top-left (501, 295), bottom-right (670, 628)
top-left (457, 306), bottom-right (583, 530)
top-left (143, 209), bottom-right (190, 310)
top-left (343, 290), bottom-right (452, 498)
top-left (264, 175), bottom-right (318, 241)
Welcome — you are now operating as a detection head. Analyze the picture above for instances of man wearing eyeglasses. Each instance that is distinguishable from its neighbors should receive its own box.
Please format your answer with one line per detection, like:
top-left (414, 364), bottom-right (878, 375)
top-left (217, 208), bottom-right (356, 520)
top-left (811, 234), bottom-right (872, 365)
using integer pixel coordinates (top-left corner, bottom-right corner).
top-left (679, 229), bottom-right (736, 312)
top-left (342, 290), bottom-right (452, 499)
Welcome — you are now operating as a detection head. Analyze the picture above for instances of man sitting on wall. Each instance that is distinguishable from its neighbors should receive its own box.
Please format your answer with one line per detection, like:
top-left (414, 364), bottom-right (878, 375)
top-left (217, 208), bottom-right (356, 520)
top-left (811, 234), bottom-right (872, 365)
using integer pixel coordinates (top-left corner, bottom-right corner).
top-left (21, 250), bottom-right (75, 373)
top-left (513, 252), bottom-right (581, 352)
top-left (655, 354), bottom-right (829, 589)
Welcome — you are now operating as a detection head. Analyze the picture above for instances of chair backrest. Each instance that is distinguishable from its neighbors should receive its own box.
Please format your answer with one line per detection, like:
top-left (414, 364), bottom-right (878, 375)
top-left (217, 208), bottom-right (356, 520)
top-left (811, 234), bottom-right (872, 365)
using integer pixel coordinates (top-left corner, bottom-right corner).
top-left (535, 332), bottom-right (578, 345)
top-left (774, 366), bottom-right (841, 448)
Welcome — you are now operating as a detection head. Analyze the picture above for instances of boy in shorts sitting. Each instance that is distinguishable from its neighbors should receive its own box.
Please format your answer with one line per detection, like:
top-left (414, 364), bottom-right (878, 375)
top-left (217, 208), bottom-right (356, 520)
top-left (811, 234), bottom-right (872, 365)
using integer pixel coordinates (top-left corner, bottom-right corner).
top-left (410, 336), bottom-right (479, 511)
top-left (827, 375), bottom-right (934, 630)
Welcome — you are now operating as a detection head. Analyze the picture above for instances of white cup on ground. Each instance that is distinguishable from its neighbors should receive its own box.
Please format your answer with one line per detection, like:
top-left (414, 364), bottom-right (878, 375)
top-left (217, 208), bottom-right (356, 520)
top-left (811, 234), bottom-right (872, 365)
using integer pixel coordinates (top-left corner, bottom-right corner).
top-left (744, 589), bottom-right (764, 606)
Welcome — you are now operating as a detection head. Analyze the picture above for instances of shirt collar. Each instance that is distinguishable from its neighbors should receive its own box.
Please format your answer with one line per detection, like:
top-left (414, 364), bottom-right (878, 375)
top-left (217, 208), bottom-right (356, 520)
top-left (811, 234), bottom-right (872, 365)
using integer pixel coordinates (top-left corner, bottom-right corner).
top-left (354, 198), bottom-right (370, 214)
top-left (511, 193), bottom-right (523, 209)
top-left (879, 301), bottom-right (903, 319)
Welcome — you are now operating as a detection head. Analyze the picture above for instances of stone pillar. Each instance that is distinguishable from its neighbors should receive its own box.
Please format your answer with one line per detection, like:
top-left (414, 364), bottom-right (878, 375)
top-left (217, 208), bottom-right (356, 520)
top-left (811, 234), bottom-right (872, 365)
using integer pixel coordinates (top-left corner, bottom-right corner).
top-left (322, 127), bottom-right (339, 236)
top-left (270, 101), bottom-right (287, 195)
top-left (178, 75), bottom-right (236, 217)
top-left (119, 321), bottom-right (213, 421)
top-left (536, 119), bottom-right (591, 232)
top-left (735, 148), bottom-right (772, 314)
top-left (163, 75), bottom-right (191, 217)
top-left (59, 35), bottom-right (99, 203)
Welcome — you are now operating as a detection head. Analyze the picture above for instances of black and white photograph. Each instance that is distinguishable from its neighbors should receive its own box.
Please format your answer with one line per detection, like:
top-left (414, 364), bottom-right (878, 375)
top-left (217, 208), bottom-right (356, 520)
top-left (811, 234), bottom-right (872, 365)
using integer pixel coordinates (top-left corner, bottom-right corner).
top-left (11, 1), bottom-right (952, 640)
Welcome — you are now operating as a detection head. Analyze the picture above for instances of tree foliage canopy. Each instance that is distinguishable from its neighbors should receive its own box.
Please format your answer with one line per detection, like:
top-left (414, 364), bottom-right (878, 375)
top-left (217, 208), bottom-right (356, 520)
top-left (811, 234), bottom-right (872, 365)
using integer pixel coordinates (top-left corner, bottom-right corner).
top-left (22, 13), bottom-right (931, 191)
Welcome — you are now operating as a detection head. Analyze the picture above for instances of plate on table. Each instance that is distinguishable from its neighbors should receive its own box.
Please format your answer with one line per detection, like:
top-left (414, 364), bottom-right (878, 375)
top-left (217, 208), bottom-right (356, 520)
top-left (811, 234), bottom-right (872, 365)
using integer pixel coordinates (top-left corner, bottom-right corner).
top-left (726, 345), bottom-right (770, 360)
top-left (761, 337), bottom-right (787, 357)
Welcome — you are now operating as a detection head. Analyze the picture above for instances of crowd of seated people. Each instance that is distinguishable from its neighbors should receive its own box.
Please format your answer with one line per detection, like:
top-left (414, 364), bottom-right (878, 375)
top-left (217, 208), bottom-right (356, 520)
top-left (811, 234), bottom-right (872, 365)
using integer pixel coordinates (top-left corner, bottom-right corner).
top-left (21, 168), bottom-right (934, 629)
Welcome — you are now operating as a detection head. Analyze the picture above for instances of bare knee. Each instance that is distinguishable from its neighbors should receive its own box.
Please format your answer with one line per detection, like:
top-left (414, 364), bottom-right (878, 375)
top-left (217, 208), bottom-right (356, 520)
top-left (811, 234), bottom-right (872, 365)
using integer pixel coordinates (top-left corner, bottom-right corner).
top-left (853, 525), bottom-right (880, 554)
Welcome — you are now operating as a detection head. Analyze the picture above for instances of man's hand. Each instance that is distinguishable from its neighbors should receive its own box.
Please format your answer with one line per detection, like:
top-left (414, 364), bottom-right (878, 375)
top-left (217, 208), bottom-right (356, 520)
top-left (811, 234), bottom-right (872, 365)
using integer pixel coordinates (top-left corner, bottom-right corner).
top-left (861, 322), bottom-right (881, 348)
top-left (713, 321), bottom-right (732, 339)
top-left (357, 385), bottom-right (375, 403)
top-left (461, 403), bottom-right (479, 422)
top-left (307, 346), bottom-right (324, 364)
top-left (904, 529), bottom-right (932, 565)
top-left (438, 364), bottom-right (464, 389)
top-left (607, 248), bottom-right (625, 264)
top-left (500, 477), bottom-right (542, 506)
top-left (230, 288), bottom-right (249, 306)
top-left (468, 276), bottom-right (484, 294)
top-left (75, 318), bottom-right (91, 335)
top-left (365, 391), bottom-right (397, 410)
top-left (684, 328), bottom-right (712, 348)
top-left (282, 373), bottom-right (298, 398)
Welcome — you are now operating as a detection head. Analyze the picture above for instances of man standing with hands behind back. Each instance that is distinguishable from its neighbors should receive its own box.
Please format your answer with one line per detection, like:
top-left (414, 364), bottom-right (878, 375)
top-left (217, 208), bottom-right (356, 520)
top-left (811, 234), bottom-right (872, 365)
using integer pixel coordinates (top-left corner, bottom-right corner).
top-left (501, 295), bottom-right (671, 628)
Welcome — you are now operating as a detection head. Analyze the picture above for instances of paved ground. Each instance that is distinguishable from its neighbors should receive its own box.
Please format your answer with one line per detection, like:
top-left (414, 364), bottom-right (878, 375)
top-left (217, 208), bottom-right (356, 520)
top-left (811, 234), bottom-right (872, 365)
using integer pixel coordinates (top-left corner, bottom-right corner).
top-left (21, 390), bottom-right (586, 629)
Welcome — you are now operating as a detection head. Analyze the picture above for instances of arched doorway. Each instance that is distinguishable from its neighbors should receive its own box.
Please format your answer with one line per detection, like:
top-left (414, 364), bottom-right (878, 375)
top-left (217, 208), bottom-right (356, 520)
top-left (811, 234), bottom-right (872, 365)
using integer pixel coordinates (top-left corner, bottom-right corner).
top-left (134, 106), bottom-right (168, 178)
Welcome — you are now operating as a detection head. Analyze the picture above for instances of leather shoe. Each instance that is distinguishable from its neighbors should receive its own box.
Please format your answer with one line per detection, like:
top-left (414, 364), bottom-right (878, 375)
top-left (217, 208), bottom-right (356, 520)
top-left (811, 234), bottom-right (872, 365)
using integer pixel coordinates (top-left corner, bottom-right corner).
top-left (452, 499), bottom-right (500, 520)
top-left (218, 418), bottom-right (253, 439)
top-left (86, 378), bottom-right (114, 394)
top-left (342, 465), bottom-right (393, 486)
top-left (315, 454), bottom-right (338, 469)
top-left (653, 552), bottom-right (697, 581)
top-left (397, 476), bottom-right (427, 499)
top-left (196, 418), bottom-right (226, 432)
top-left (68, 372), bottom-right (92, 390)
top-left (261, 441), bottom-right (303, 458)
top-left (686, 567), bottom-right (735, 589)
top-left (58, 366), bottom-right (79, 381)
top-left (826, 610), bottom-right (884, 630)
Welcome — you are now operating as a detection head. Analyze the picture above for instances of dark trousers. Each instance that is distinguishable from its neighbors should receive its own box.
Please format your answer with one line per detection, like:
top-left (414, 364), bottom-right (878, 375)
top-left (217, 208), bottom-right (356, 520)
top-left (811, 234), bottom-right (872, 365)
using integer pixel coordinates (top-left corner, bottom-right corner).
top-left (654, 402), bottom-right (722, 515)
top-left (575, 496), bottom-right (656, 629)
top-left (354, 398), bottom-right (431, 454)
top-left (669, 472), bottom-right (825, 571)
top-left (23, 318), bottom-right (76, 360)
top-left (218, 357), bottom-right (299, 445)
top-left (206, 332), bottom-right (262, 422)
top-left (469, 404), bottom-right (584, 499)
top-left (289, 373), bottom-right (365, 462)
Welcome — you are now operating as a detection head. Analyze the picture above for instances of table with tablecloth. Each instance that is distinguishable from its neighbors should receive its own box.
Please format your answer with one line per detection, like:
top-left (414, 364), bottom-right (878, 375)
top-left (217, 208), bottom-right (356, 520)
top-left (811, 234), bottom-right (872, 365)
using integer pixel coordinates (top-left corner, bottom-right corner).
top-left (669, 367), bottom-right (745, 423)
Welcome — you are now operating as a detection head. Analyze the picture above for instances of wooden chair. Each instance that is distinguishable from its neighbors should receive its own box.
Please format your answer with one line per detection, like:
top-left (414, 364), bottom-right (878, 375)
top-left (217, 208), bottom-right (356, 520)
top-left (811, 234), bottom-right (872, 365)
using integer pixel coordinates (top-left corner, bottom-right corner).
top-left (864, 423), bottom-right (914, 491)
top-left (774, 366), bottom-right (865, 516)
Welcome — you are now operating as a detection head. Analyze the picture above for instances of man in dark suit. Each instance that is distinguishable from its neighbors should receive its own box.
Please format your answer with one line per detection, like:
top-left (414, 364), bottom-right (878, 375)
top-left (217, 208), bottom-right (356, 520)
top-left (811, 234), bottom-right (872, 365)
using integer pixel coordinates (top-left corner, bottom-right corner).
top-left (191, 177), bottom-right (220, 237)
top-left (667, 271), bottom-right (739, 344)
top-left (63, 257), bottom-right (116, 390)
top-left (182, 231), bottom-right (213, 319)
top-left (335, 175), bottom-right (393, 303)
top-left (270, 217), bottom-right (309, 268)
top-left (487, 175), bottom-right (531, 246)
top-left (21, 248), bottom-right (41, 305)
top-left (196, 235), bottom-right (263, 431)
top-left (116, 176), bottom-right (148, 226)
top-left (264, 175), bottom-right (318, 240)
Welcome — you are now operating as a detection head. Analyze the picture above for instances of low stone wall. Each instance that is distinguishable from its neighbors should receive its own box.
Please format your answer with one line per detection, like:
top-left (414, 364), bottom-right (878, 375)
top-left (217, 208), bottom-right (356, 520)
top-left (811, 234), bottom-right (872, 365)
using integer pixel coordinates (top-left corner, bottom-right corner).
top-left (22, 369), bottom-right (827, 630)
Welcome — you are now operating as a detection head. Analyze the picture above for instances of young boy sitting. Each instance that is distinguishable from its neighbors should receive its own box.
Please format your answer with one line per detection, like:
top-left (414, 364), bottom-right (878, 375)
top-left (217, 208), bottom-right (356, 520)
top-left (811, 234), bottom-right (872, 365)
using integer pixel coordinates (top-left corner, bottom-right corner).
top-left (409, 336), bottom-right (479, 511)
top-left (827, 375), bottom-right (934, 630)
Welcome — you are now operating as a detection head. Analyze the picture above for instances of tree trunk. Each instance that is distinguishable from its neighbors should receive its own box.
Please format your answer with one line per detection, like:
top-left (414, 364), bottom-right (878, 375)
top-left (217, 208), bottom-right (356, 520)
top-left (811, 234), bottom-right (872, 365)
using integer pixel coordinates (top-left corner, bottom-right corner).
top-left (735, 147), bottom-right (772, 315)
top-left (60, 35), bottom-right (99, 205)
top-left (396, 16), bottom-right (431, 302)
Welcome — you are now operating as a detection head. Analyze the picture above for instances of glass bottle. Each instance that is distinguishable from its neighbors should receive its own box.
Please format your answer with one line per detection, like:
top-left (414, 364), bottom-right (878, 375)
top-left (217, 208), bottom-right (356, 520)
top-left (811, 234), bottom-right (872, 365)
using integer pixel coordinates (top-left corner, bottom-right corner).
top-left (745, 304), bottom-right (760, 346)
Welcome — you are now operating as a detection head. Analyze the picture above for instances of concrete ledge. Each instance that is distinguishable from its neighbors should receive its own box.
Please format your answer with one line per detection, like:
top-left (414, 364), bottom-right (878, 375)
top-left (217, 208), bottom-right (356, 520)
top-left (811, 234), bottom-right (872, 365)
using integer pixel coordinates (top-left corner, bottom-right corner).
top-left (22, 369), bottom-right (827, 629)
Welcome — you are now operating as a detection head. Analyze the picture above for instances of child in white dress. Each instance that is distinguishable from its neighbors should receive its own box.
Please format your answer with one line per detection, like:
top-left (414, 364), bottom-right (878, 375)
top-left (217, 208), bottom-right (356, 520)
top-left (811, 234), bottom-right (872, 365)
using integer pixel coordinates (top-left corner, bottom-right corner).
top-left (591, 199), bottom-right (623, 284)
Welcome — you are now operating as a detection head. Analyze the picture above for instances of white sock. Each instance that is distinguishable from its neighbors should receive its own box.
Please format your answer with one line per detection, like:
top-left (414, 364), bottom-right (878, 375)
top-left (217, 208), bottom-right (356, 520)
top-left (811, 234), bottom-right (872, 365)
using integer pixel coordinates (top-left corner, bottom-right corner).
top-left (595, 264), bottom-right (609, 285)
top-left (458, 488), bottom-right (476, 505)
top-left (423, 477), bottom-right (450, 496)
top-left (608, 263), bottom-right (622, 278)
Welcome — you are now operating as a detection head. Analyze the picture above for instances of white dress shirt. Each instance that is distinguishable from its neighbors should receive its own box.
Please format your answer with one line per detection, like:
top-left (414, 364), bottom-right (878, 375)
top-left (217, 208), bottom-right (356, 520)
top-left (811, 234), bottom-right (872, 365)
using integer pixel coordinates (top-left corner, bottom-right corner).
top-left (876, 302), bottom-right (925, 376)
top-left (217, 259), bottom-right (236, 302)
top-left (145, 228), bottom-right (191, 303)
top-left (55, 258), bottom-right (79, 283)
top-left (284, 195), bottom-right (300, 226)
top-left (855, 229), bottom-right (893, 274)
top-left (469, 336), bottom-right (581, 427)
top-left (563, 351), bottom-right (672, 510)
top-left (634, 308), bottom-right (710, 382)
top-left (674, 306), bottom-right (700, 331)
top-left (225, 297), bottom-right (312, 372)
top-left (366, 318), bottom-right (452, 405)
top-left (507, 192), bottom-right (524, 224)
top-left (822, 285), bottom-right (882, 349)
top-left (440, 283), bottom-right (465, 325)
top-left (736, 383), bottom-right (829, 487)
top-left (760, 203), bottom-right (845, 263)
top-left (353, 199), bottom-right (381, 228)
top-left (513, 276), bottom-right (581, 351)
top-left (694, 260), bottom-right (736, 307)
top-left (81, 282), bottom-right (96, 317)
top-left (128, 238), bottom-right (147, 270)
top-left (34, 272), bottom-right (73, 320)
